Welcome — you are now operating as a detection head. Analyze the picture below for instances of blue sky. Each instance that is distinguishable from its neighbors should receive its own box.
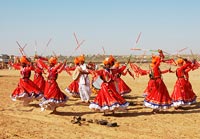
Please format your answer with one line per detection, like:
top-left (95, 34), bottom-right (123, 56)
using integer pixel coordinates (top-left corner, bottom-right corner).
top-left (0, 0), bottom-right (200, 56)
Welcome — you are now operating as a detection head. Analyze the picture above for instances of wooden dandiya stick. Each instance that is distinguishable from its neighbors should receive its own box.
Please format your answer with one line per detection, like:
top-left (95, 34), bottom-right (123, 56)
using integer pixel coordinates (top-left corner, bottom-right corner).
top-left (72, 32), bottom-right (85, 55)
top-left (130, 48), bottom-right (141, 51)
top-left (46, 38), bottom-right (52, 47)
top-left (126, 54), bottom-right (132, 65)
top-left (189, 49), bottom-right (199, 62)
top-left (135, 32), bottom-right (142, 44)
top-left (102, 46), bottom-right (106, 55)
top-left (41, 38), bottom-right (52, 56)
top-left (34, 40), bottom-right (38, 56)
top-left (74, 33), bottom-right (85, 51)
top-left (52, 51), bottom-right (57, 57)
top-left (130, 32), bottom-right (142, 50)
top-left (177, 47), bottom-right (188, 53)
top-left (16, 41), bottom-right (27, 56)
top-left (75, 40), bottom-right (85, 51)
top-left (73, 32), bottom-right (79, 46)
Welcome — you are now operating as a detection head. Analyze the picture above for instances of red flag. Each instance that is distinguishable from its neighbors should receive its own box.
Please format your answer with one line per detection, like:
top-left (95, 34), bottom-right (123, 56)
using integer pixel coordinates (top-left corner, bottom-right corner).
top-left (162, 59), bottom-right (177, 66)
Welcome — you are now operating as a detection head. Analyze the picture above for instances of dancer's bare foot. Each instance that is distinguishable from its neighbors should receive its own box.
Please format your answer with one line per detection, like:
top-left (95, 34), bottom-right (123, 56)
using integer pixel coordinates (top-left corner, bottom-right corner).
top-left (112, 110), bottom-right (115, 115)
top-left (50, 108), bottom-right (57, 114)
top-left (152, 109), bottom-right (159, 114)
top-left (174, 106), bottom-right (184, 110)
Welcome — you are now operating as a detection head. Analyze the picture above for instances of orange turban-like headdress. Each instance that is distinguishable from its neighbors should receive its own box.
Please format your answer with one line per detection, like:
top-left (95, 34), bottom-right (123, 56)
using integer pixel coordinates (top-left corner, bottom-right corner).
top-left (108, 55), bottom-right (116, 64)
top-left (152, 56), bottom-right (160, 64)
top-left (20, 56), bottom-right (29, 64)
top-left (114, 62), bottom-right (120, 68)
top-left (74, 57), bottom-right (79, 65)
top-left (78, 55), bottom-right (85, 62)
top-left (49, 57), bottom-right (57, 65)
top-left (103, 57), bottom-right (110, 65)
top-left (177, 58), bottom-right (184, 65)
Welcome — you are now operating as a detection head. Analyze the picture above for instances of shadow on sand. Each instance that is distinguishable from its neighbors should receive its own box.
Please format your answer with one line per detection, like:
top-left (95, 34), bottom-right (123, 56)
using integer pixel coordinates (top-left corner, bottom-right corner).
top-left (51, 111), bottom-right (96, 116)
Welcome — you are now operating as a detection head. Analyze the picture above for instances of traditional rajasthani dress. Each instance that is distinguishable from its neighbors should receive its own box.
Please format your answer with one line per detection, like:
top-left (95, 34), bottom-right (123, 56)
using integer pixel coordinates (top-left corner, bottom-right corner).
top-left (78, 63), bottom-right (91, 102)
top-left (65, 80), bottom-right (79, 97)
top-left (171, 61), bottom-right (197, 107)
top-left (89, 66), bottom-right (129, 112)
top-left (11, 65), bottom-right (43, 105)
top-left (144, 59), bottom-right (172, 110)
top-left (33, 59), bottom-right (46, 93)
top-left (39, 63), bottom-right (68, 111)
top-left (143, 76), bottom-right (154, 97)
top-left (114, 69), bottom-right (131, 96)
top-left (65, 66), bottom-right (80, 97)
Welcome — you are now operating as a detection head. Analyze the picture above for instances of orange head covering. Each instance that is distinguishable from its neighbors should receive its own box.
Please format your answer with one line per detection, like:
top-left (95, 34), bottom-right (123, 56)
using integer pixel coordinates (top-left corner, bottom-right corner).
top-left (20, 56), bottom-right (29, 64)
top-left (108, 55), bottom-right (116, 64)
top-left (177, 58), bottom-right (184, 65)
top-left (103, 57), bottom-right (110, 65)
top-left (49, 57), bottom-right (57, 65)
top-left (74, 57), bottom-right (79, 65)
top-left (114, 62), bottom-right (120, 68)
top-left (152, 56), bottom-right (160, 64)
top-left (78, 55), bottom-right (85, 62)
top-left (151, 55), bottom-right (156, 64)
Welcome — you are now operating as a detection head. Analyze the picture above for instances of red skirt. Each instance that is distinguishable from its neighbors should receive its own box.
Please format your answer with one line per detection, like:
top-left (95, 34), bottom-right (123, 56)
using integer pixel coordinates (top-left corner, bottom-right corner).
top-left (143, 79), bottom-right (154, 97)
top-left (115, 78), bottom-right (131, 95)
top-left (144, 78), bottom-right (172, 109)
top-left (40, 80), bottom-right (68, 111)
top-left (33, 74), bottom-right (45, 93)
top-left (171, 78), bottom-right (196, 107)
top-left (11, 78), bottom-right (43, 103)
top-left (89, 81), bottom-right (129, 112)
top-left (65, 80), bottom-right (79, 97)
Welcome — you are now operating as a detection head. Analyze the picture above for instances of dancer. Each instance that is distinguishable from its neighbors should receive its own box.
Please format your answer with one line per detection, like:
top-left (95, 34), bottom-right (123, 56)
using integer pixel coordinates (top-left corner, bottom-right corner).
top-left (65, 57), bottom-right (79, 97)
top-left (113, 62), bottom-right (132, 96)
top-left (144, 53), bottom-right (172, 113)
top-left (33, 57), bottom-right (47, 93)
top-left (11, 56), bottom-right (43, 105)
top-left (77, 55), bottom-right (91, 103)
top-left (39, 57), bottom-right (68, 113)
top-left (171, 58), bottom-right (197, 109)
top-left (89, 57), bottom-right (129, 115)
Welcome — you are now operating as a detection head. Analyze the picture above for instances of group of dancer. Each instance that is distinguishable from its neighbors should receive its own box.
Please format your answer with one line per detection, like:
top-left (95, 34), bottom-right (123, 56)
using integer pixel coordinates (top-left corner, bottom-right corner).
top-left (11, 55), bottom-right (68, 113)
top-left (143, 50), bottom-right (198, 113)
top-left (10, 49), bottom-right (199, 114)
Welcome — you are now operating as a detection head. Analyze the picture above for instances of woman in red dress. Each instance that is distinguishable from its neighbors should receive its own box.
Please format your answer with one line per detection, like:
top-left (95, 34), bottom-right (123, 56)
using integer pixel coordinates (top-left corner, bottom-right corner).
top-left (144, 56), bottom-right (172, 113)
top-left (89, 57), bottom-right (129, 114)
top-left (11, 56), bottom-right (43, 105)
top-left (33, 58), bottom-right (47, 93)
top-left (65, 57), bottom-right (79, 97)
top-left (171, 58), bottom-right (197, 109)
top-left (39, 57), bottom-right (68, 113)
top-left (113, 62), bottom-right (132, 96)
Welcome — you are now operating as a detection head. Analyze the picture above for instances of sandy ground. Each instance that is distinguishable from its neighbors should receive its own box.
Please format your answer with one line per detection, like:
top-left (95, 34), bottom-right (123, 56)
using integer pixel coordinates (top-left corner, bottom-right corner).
top-left (0, 65), bottom-right (200, 139)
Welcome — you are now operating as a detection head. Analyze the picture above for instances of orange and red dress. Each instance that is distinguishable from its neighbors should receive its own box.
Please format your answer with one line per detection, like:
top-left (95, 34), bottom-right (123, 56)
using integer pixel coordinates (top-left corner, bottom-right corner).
top-left (11, 65), bottom-right (43, 104)
top-left (144, 59), bottom-right (172, 109)
top-left (39, 63), bottom-right (68, 111)
top-left (114, 67), bottom-right (131, 96)
top-left (33, 59), bottom-right (47, 93)
top-left (89, 66), bottom-right (129, 112)
top-left (171, 61), bottom-right (197, 107)
top-left (64, 66), bottom-right (80, 97)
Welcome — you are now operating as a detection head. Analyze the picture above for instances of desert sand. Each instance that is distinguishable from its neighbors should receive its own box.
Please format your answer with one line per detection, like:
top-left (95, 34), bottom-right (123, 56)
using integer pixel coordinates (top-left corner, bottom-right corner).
top-left (0, 65), bottom-right (200, 139)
